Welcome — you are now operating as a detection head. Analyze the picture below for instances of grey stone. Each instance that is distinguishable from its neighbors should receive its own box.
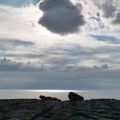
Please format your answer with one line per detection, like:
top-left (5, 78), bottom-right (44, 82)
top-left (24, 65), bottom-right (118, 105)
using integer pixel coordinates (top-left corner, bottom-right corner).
top-left (39, 95), bottom-right (61, 101)
top-left (68, 92), bottom-right (84, 101)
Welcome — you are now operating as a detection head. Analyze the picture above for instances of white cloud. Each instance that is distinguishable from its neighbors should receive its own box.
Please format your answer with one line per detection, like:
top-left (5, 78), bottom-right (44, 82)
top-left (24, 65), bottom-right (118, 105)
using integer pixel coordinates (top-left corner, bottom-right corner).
top-left (0, 0), bottom-right (120, 70)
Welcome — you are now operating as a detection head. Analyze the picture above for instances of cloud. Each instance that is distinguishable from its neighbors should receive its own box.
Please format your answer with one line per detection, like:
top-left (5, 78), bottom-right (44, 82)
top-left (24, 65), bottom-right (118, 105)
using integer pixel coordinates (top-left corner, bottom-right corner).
top-left (0, 38), bottom-right (33, 51)
top-left (0, 67), bottom-right (120, 90)
top-left (5, 53), bottom-right (45, 59)
top-left (0, 0), bottom-right (40, 7)
top-left (0, 38), bottom-right (33, 46)
top-left (0, 57), bottom-right (38, 71)
top-left (101, 0), bottom-right (116, 18)
top-left (93, 0), bottom-right (116, 18)
top-left (89, 13), bottom-right (105, 29)
top-left (0, 0), bottom-right (120, 91)
top-left (38, 0), bottom-right (85, 35)
top-left (91, 35), bottom-right (120, 44)
top-left (92, 0), bottom-right (120, 26)
top-left (113, 13), bottom-right (120, 24)
top-left (0, 57), bottom-right (23, 71)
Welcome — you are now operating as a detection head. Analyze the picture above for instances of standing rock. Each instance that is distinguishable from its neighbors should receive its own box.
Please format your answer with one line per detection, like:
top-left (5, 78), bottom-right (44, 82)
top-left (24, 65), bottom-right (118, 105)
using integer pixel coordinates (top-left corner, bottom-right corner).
top-left (68, 92), bottom-right (84, 101)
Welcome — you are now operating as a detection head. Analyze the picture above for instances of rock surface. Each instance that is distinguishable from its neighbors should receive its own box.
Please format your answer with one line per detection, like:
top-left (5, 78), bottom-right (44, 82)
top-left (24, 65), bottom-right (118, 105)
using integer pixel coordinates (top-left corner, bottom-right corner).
top-left (39, 95), bottom-right (61, 102)
top-left (68, 92), bottom-right (84, 101)
top-left (0, 98), bottom-right (120, 120)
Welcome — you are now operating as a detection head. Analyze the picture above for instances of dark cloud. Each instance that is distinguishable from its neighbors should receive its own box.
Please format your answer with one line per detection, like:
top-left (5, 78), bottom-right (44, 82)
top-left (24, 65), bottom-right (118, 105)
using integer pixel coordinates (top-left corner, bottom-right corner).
top-left (91, 35), bottom-right (120, 44)
top-left (102, 0), bottom-right (116, 18)
top-left (113, 13), bottom-right (120, 24)
top-left (38, 0), bottom-right (85, 35)
top-left (93, 0), bottom-right (120, 25)
top-left (93, 0), bottom-right (116, 18)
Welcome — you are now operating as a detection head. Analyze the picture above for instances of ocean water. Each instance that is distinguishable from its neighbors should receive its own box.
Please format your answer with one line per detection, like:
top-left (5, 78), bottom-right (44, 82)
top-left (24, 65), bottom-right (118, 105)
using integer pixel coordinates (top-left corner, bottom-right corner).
top-left (0, 89), bottom-right (120, 100)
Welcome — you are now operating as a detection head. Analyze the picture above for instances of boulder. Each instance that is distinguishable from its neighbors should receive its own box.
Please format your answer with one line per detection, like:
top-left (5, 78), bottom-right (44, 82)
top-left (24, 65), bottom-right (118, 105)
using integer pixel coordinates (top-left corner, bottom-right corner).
top-left (39, 95), bottom-right (61, 101)
top-left (68, 92), bottom-right (84, 101)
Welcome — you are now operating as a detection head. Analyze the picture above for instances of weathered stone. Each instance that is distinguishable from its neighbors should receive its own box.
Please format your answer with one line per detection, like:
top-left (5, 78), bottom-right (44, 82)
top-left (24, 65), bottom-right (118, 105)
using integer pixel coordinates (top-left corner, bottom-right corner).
top-left (39, 95), bottom-right (61, 101)
top-left (68, 92), bottom-right (84, 101)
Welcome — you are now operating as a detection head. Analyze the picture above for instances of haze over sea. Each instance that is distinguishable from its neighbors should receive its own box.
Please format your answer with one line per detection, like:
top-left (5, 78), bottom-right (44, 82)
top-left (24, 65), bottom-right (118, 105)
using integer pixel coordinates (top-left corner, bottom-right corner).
top-left (0, 71), bottom-right (120, 100)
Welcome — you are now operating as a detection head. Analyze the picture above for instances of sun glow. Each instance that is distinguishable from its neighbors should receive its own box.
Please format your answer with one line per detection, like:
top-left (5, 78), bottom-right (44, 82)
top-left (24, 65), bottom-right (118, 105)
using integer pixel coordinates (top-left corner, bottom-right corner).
top-left (26, 89), bottom-right (81, 93)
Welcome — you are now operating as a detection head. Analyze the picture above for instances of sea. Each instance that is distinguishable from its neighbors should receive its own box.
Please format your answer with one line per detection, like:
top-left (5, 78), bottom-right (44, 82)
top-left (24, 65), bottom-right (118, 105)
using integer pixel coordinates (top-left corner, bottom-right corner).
top-left (0, 89), bottom-right (120, 100)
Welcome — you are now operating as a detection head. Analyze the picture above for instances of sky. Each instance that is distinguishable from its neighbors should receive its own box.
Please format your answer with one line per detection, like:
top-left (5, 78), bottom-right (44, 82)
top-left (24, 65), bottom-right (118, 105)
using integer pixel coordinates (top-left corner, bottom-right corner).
top-left (0, 0), bottom-right (120, 90)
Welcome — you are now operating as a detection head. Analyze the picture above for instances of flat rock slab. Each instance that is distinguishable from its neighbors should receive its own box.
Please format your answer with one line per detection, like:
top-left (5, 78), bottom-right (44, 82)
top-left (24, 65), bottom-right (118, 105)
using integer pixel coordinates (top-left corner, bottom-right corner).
top-left (0, 99), bottom-right (120, 120)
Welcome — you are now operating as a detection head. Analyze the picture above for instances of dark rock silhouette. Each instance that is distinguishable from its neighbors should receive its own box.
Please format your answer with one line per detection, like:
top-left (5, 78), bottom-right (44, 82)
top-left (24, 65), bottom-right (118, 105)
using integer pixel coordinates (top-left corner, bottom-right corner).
top-left (39, 95), bottom-right (61, 101)
top-left (68, 92), bottom-right (84, 101)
